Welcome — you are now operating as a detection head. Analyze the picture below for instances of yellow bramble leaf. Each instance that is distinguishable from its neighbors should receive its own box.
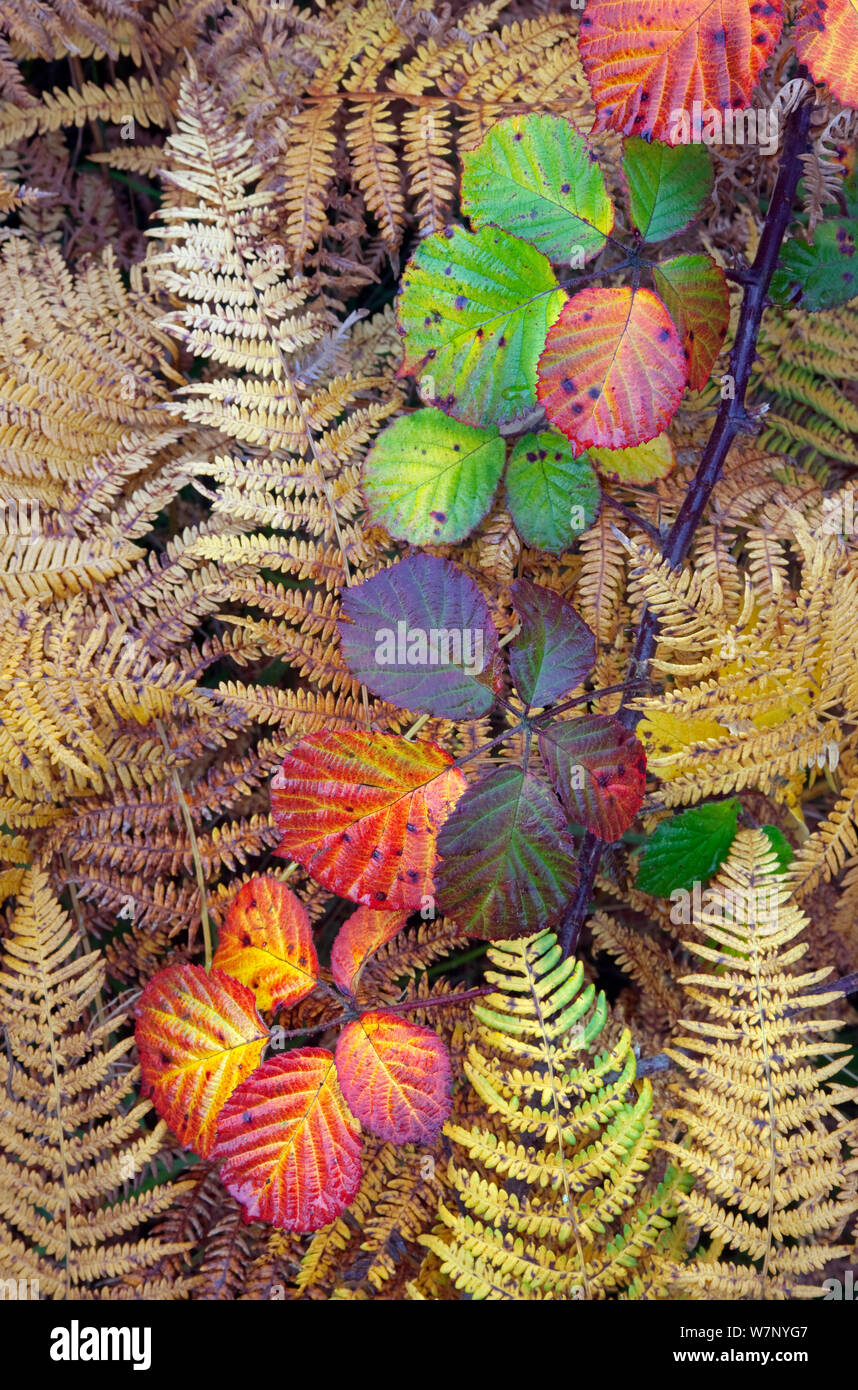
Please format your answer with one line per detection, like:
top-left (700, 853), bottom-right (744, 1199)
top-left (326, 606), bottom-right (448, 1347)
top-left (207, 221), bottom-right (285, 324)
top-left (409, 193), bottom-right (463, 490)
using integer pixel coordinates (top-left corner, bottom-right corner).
top-left (587, 432), bottom-right (677, 484)
top-left (213, 875), bottom-right (319, 1012)
top-left (136, 965), bottom-right (268, 1158)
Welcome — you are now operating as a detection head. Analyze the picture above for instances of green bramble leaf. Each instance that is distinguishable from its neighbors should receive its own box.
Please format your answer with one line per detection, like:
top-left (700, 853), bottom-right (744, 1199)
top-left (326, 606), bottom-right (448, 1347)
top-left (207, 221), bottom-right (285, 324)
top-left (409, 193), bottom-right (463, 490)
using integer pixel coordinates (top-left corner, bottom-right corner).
top-left (396, 224), bottom-right (565, 428)
top-left (635, 799), bottom-right (740, 897)
top-left (771, 219), bottom-right (858, 311)
top-left (361, 409), bottom-right (505, 545)
top-left (461, 113), bottom-right (615, 264)
top-left (622, 137), bottom-right (713, 243)
top-left (505, 430), bottom-right (600, 552)
top-left (762, 824), bottom-right (793, 873)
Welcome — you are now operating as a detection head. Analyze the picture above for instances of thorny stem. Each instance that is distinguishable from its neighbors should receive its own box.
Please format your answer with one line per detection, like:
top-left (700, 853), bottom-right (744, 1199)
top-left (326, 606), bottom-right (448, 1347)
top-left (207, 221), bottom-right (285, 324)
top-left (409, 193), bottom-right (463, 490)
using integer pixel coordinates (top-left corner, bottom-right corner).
top-left (558, 96), bottom-right (815, 960)
top-left (379, 985), bottom-right (493, 1015)
top-left (452, 678), bottom-right (652, 769)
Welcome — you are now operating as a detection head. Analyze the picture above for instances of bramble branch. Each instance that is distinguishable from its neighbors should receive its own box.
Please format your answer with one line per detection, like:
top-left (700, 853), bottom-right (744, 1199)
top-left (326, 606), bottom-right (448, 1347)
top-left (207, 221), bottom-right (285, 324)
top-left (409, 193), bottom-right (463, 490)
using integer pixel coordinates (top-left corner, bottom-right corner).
top-left (558, 95), bottom-right (815, 960)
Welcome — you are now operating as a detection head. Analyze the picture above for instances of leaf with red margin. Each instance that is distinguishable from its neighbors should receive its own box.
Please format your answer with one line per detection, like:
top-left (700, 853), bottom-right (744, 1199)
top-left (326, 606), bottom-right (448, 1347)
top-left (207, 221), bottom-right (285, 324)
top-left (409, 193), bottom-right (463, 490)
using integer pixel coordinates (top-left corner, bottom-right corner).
top-left (212, 876), bottom-right (318, 1012)
top-left (435, 765), bottom-right (578, 938)
top-left (335, 1012), bottom-right (452, 1143)
top-left (508, 578), bottom-right (596, 708)
top-left (136, 965), bottom-right (268, 1157)
top-left (537, 287), bottom-right (687, 450)
top-left (538, 714), bottom-right (647, 841)
top-left (396, 224), bottom-right (565, 428)
top-left (578, 0), bottom-right (784, 144)
top-left (653, 254), bottom-right (731, 391)
top-left (212, 1050), bottom-right (362, 1233)
top-left (330, 906), bottom-right (410, 996)
top-left (796, 0), bottom-right (858, 109)
top-left (338, 553), bottom-right (502, 720)
top-left (271, 731), bottom-right (467, 911)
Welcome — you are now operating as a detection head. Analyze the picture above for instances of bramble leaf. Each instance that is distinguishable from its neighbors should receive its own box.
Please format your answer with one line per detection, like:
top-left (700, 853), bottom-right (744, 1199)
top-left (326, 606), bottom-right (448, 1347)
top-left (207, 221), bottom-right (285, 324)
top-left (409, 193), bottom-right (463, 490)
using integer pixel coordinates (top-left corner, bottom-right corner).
top-left (435, 766), bottom-right (578, 939)
top-left (396, 223), bottom-right (565, 427)
top-left (622, 138), bottom-right (713, 242)
top-left (212, 1050), bottom-right (362, 1233)
top-left (505, 430), bottom-right (600, 552)
top-left (587, 432), bottom-right (676, 484)
top-left (271, 731), bottom-right (467, 910)
top-left (461, 113), bottom-right (615, 264)
top-left (335, 1012), bottom-right (452, 1143)
top-left (635, 799), bottom-right (740, 896)
top-left (537, 287), bottom-right (687, 449)
top-left (652, 254), bottom-right (731, 391)
top-left (330, 905), bottom-right (410, 997)
top-left (796, 0), bottom-right (858, 109)
top-left (212, 876), bottom-right (318, 1012)
top-left (508, 578), bottom-right (596, 708)
top-left (579, 0), bottom-right (784, 144)
top-left (338, 553), bottom-right (501, 719)
top-left (771, 220), bottom-right (858, 311)
top-left (361, 409), bottom-right (505, 545)
top-left (136, 965), bottom-right (268, 1158)
top-left (538, 714), bottom-right (647, 841)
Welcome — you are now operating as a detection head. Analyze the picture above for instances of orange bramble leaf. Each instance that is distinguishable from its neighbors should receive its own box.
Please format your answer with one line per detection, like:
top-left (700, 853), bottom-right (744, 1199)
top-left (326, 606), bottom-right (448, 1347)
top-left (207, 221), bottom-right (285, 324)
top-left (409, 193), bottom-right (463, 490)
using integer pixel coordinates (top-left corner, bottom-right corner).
top-left (213, 1050), bottom-right (363, 1233)
top-left (330, 905), bottom-right (410, 997)
top-left (796, 0), bottom-right (858, 110)
top-left (212, 875), bottom-right (319, 1012)
top-left (335, 1011), bottom-right (452, 1144)
top-left (578, 0), bottom-right (784, 144)
top-left (136, 964), bottom-right (268, 1158)
top-left (271, 731), bottom-right (467, 911)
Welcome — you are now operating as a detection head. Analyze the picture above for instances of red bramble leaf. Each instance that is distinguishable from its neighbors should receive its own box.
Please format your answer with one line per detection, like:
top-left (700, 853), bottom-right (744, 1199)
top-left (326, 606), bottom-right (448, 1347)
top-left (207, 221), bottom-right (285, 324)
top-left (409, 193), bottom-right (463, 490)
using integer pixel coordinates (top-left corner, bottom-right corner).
top-left (330, 905), bottom-right (410, 997)
top-left (136, 964), bottom-right (267, 1157)
top-left (537, 287), bottom-right (687, 450)
top-left (212, 875), bottom-right (318, 1012)
top-left (335, 1012), bottom-right (452, 1144)
top-left (271, 731), bottom-right (467, 910)
top-left (213, 1050), bottom-right (362, 1233)
top-left (578, 0), bottom-right (784, 144)
top-left (538, 714), bottom-right (647, 842)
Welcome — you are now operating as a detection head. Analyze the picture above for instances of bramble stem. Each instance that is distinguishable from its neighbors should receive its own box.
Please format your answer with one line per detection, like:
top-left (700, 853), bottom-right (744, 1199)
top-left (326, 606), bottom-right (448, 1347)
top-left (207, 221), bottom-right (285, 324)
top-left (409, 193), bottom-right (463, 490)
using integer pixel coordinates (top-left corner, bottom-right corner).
top-left (558, 96), bottom-right (815, 960)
